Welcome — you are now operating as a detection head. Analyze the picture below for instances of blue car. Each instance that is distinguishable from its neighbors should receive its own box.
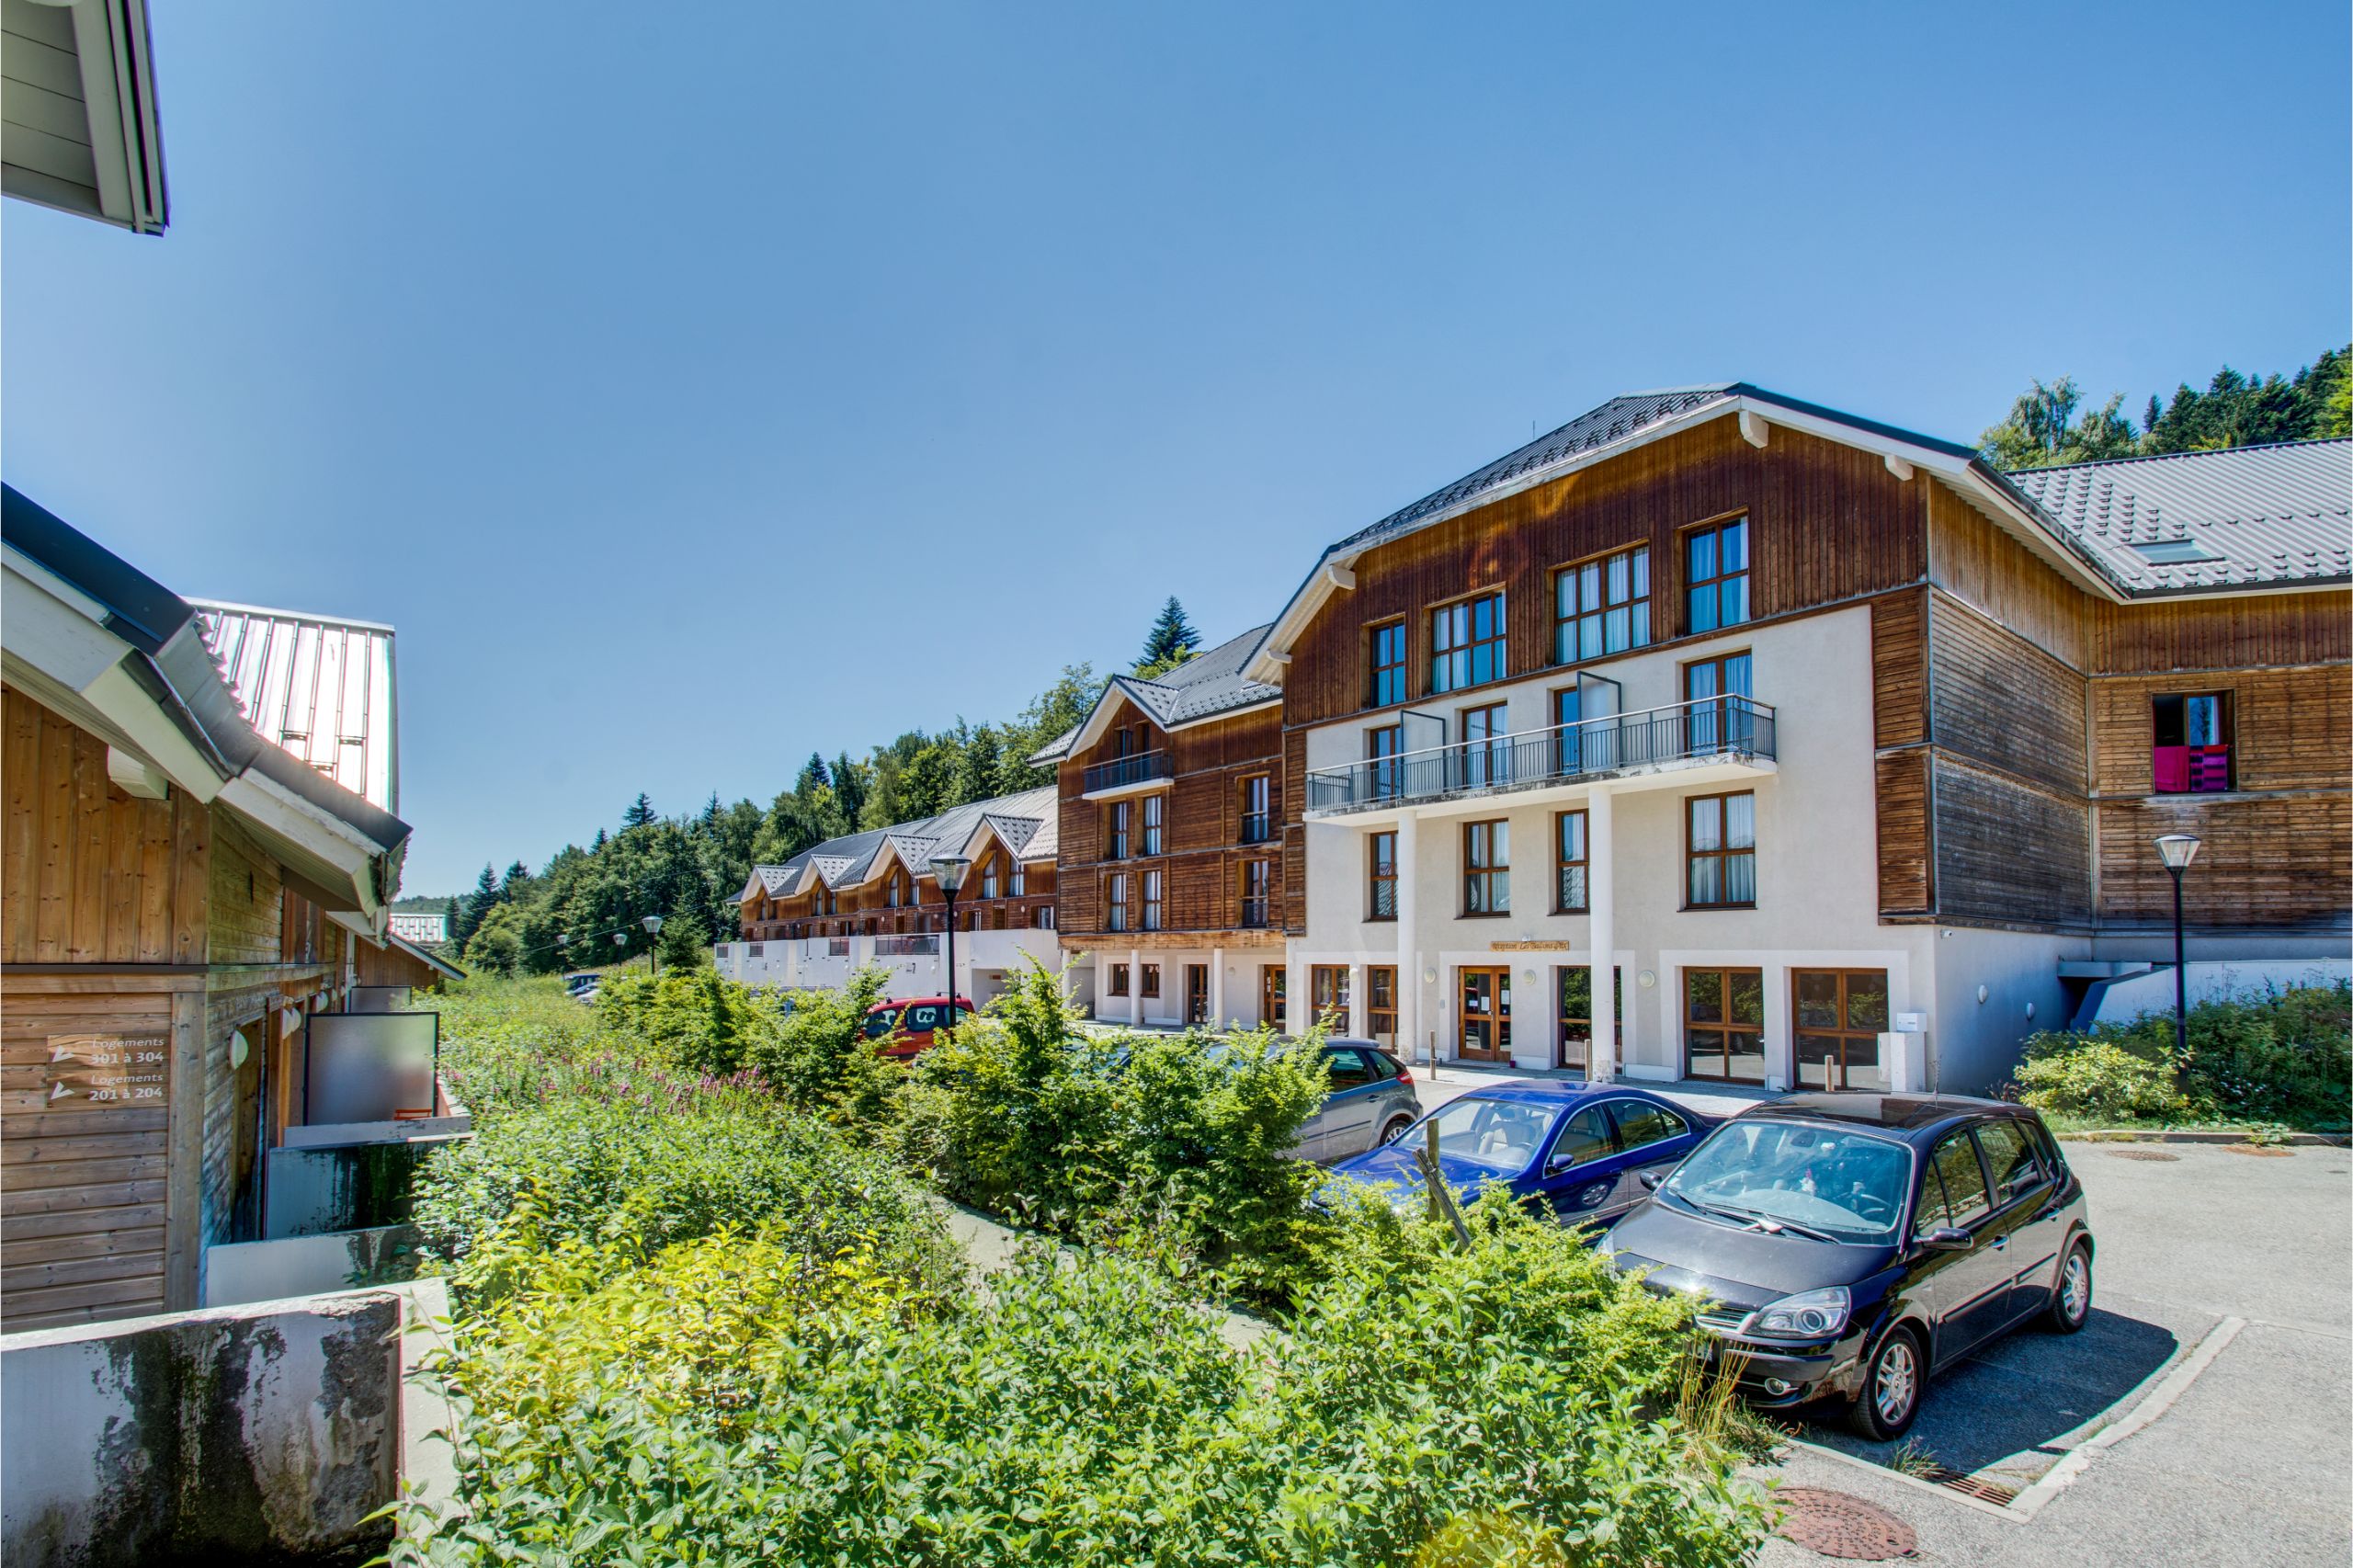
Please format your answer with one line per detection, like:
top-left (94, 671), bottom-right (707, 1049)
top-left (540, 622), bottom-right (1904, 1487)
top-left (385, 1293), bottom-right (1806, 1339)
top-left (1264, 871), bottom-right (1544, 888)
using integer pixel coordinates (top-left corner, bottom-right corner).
top-left (1326, 1082), bottom-right (1712, 1229)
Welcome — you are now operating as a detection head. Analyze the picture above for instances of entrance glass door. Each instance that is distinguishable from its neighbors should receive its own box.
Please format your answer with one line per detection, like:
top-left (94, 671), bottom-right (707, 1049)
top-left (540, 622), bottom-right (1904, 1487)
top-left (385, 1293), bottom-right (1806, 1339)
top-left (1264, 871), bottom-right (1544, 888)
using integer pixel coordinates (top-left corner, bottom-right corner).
top-left (1556, 965), bottom-right (1621, 1077)
top-left (1185, 963), bottom-right (1209, 1026)
top-left (1793, 970), bottom-right (1890, 1089)
top-left (1261, 965), bottom-right (1287, 1031)
top-left (1459, 968), bottom-right (1513, 1062)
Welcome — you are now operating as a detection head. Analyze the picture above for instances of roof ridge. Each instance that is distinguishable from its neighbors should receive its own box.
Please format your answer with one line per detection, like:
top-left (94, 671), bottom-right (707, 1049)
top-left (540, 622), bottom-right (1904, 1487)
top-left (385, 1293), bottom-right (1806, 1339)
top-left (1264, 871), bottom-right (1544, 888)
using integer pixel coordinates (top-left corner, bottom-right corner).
top-left (2003, 437), bottom-right (2353, 477)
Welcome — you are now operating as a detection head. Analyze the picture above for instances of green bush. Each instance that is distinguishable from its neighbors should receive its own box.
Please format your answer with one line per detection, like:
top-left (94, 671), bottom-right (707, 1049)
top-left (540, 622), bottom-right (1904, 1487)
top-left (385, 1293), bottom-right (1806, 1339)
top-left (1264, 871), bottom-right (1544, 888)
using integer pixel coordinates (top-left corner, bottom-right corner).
top-left (746, 966), bottom-right (905, 1124)
top-left (395, 1194), bottom-right (1768, 1567)
top-left (593, 968), bottom-right (763, 1075)
top-left (2014, 983), bottom-right (2350, 1130)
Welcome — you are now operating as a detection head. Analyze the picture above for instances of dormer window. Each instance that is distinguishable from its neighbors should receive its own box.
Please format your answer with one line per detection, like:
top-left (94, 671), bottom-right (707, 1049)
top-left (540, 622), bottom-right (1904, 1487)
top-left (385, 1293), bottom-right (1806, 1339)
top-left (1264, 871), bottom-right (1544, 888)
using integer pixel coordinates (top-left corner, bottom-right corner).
top-left (2131, 538), bottom-right (2225, 566)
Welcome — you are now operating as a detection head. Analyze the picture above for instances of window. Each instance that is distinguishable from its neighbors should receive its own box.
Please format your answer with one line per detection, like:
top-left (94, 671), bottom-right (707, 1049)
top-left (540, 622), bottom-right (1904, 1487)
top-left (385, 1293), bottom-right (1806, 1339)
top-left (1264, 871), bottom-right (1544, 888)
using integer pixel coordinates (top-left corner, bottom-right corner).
top-left (1792, 969), bottom-right (1890, 1091)
top-left (1975, 1119), bottom-right (2048, 1209)
top-left (1311, 965), bottom-right (1350, 1027)
top-left (1608, 1100), bottom-right (1688, 1154)
top-left (1368, 830), bottom-right (1398, 920)
top-left (1108, 962), bottom-right (1131, 998)
top-left (1367, 966), bottom-right (1398, 1048)
top-left (1324, 1045), bottom-right (1374, 1089)
top-left (1924, 1133), bottom-right (1993, 1230)
top-left (1240, 859), bottom-right (1270, 928)
top-left (1141, 963), bottom-right (1161, 999)
top-left (1010, 862), bottom-right (1026, 896)
top-left (1107, 800), bottom-right (1132, 859)
top-left (1554, 810), bottom-right (1587, 913)
top-left (1685, 791), bottom-right (1756, 907)
top-left (1430, 591), bottom-right (1505, 693)
top-left (1239, 774), bottom-right (1272, 844)
top-left (1462, 819), bottom-right (1510, 915)
top-left (1546, 1105), bottom-right (1614, 1171)
top-left (1682, 651), bottom-right (1754, 753)
top-left (980, 857), bottom-right (1001, 900)
top-left (1553, 545), bottom-right (1651, 663)
top-left (1369, 724), bottom-right (1404, 800)
top-left (1116, 725), bottom-right (1137, 758)
top-left (1558, 964), bottom-right (1621, 1074)
top-left (1368, 620), bottom-right (1407, 707)
top-left (1684, 516), bottom-right (1750, 633)
top-left (1460, 702), bottom-right (1509, 788)
top-left (1552, 686), bottom-right (1586, 776)
top-left (1142, 869), bottom-right (1163, 930)
top-left (1142, 793), bottom-right (1165, 855)
top-left (2153, 691), bottom-right (2233, 793)
top-left (1685, 967), bottom-right (1766, 1082)
top-left (887, 872), bottom-right (906, 907)
top-left (1107, 872), bottom-right (1130, 932)
top-left (1036, 903), bottom-right (1053, 930)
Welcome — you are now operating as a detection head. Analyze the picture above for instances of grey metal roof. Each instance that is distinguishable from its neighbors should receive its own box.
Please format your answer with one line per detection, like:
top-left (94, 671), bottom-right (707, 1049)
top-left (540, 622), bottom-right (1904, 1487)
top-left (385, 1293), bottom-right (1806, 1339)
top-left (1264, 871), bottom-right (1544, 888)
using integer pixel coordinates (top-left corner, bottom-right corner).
top-left (2002, 440), bottom-right (2352, 594)
top-left (193, 599), bottom-right (399, 814)
top-left (1026, 624), bottom-right (1279, 765)
top-left (743, 784), bottom-right (1060, 901)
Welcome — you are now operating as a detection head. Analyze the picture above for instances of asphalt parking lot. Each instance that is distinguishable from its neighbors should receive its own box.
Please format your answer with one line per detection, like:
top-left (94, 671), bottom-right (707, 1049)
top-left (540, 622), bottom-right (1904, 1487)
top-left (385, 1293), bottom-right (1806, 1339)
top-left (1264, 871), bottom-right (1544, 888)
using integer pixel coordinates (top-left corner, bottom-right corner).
top-left (1409, 1068), bottom-right (2352, 1564)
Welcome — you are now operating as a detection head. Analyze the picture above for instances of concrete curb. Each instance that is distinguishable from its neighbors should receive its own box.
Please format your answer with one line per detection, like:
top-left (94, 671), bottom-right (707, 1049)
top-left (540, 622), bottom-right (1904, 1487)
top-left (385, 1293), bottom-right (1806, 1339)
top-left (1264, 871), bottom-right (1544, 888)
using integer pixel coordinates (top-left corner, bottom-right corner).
top-left (2066, 1129), bottom-right (2347, 1147)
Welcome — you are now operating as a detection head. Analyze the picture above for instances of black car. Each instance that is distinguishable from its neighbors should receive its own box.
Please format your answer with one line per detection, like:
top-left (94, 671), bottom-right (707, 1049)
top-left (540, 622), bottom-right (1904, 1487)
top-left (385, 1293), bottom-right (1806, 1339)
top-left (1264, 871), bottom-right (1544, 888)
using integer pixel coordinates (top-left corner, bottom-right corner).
top-left (1605, 1094), bottom-right (2093, 1439)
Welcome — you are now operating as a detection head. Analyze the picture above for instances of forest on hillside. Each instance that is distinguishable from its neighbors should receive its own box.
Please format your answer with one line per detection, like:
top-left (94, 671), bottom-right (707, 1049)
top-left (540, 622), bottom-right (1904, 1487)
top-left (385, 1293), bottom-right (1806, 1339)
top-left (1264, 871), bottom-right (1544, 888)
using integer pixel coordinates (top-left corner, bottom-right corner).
top-left (1979, 345), bottom-right (2348, 470)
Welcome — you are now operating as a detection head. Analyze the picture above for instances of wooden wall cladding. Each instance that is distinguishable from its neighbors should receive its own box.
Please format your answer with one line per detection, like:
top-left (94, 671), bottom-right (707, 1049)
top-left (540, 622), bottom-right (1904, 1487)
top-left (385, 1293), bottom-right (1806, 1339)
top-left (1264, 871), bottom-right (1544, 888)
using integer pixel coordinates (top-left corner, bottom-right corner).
top-left (1927, 594), bottom-right (2088, 796)
top-left (2097, 794), bottom-right (2353, 928)
top-left (2093, 590), bottom-right (2352, 676)
top-left (1282, 416), bottom-right (1927, 728)
top-left (1929, 757), bottom-right (2092, 926)
top-left (3, 687), bottom-right (210, 966)
top-left (1, 977), bottom-right (176, 1331)
top-left (207, 812), bottom-right (283, 966)
top-left (1870, 589), bottom-right (1928, 749)
top-left (2091, 665), bottom-right (2352, 796)
top-left (1925, 484), bottom-right (2089, 668)
top-left (1874, 751), bottom-right (1933, 916)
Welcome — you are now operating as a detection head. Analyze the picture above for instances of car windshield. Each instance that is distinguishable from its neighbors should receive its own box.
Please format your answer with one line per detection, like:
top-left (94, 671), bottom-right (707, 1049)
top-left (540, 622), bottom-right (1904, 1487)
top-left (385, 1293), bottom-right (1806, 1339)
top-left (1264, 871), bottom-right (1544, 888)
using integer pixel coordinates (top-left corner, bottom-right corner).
top-left (1663, 1119), bottom-right (1912, 1241)
top-left (1422, 1095), bottom-right (1559, 1173)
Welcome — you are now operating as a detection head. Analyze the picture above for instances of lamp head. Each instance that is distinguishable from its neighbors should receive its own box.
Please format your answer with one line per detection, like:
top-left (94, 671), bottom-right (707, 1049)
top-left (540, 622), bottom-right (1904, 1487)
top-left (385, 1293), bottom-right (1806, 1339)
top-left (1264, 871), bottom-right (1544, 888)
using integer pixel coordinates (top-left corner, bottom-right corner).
top-left (643, 914), bottom-right (664, 935)
top-left (2154, 834), bottom-right (2201, 871)
top-left (930, 855), bottom-right (971, 894)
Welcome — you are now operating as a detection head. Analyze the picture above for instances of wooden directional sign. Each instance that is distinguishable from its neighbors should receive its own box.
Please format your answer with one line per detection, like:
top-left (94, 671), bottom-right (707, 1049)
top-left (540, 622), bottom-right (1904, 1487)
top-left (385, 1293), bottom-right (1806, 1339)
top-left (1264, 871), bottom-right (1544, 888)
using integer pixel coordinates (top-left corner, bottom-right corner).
top-left (44, 1033), bottom-right (171, 1109)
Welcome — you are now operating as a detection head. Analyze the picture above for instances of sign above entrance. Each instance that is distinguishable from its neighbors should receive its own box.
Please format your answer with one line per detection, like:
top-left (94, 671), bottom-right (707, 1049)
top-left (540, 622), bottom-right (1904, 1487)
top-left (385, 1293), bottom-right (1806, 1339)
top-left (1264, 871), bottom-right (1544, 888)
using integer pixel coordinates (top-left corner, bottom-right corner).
top-left (44, 1034), bottom-right (170, 1109)
top-left (1489, 940), bottom-right (1573, 952)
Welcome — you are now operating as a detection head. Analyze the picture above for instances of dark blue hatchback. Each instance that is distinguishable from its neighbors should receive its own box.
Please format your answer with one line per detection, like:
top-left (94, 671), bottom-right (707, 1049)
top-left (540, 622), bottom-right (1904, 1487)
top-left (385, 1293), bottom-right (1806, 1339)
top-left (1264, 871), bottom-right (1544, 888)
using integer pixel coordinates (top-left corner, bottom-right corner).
top-left (1324, 1082), bottom-right (1711, 1228)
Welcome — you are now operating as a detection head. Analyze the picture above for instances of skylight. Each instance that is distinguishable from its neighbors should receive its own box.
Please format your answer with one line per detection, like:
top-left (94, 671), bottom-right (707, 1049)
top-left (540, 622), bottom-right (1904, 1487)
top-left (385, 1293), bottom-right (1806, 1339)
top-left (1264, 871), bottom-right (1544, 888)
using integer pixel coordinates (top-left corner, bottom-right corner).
top-left (2130, 538), bottom-right (2226, 565)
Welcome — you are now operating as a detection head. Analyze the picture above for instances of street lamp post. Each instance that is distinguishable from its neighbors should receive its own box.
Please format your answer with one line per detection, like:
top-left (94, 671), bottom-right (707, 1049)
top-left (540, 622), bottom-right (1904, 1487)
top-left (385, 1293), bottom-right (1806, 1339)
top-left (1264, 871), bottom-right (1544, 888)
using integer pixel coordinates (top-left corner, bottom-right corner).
top-left (930, 856), bottom-right (970, 1012)
top-left (555, 932), bottom-right (569, 980)
top-left (2154, 834), bottom-right (2200, 1069)
top-left (642, 914), bottom-right (664, 978)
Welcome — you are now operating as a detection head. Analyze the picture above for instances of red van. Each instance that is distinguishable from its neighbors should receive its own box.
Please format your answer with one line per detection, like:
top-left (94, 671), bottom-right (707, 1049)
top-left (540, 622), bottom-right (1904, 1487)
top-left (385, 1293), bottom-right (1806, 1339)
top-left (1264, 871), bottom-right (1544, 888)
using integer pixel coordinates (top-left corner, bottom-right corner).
top-left (861, 995), bottom-right (977, 1058)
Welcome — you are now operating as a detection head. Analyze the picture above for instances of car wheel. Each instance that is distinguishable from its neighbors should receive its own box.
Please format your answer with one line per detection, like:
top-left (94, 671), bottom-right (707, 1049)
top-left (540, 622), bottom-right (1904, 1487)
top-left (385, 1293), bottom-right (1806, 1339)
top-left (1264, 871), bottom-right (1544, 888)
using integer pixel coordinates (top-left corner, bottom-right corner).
top-left (1378, 1115), bottom-right (1415, 1147)
top-left (1848, 1324), bottom-right (1925, 1441)
top-left (2045, 1241), bottom-right (2093, 1334)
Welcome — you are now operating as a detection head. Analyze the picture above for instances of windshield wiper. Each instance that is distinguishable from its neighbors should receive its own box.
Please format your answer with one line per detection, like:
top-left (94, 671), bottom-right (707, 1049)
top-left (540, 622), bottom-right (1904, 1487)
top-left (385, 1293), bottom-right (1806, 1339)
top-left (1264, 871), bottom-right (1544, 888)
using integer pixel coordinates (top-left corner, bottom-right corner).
top-left (1708, 1204), bottom-right (1841, 1243)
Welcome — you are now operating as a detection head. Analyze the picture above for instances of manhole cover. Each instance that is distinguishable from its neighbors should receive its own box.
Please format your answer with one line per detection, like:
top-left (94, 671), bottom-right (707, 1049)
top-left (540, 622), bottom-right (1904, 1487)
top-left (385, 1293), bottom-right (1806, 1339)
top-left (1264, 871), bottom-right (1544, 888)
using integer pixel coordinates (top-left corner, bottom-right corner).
top-left (1774, 1487), bottom-right (1917, 1560)
top-left (2224, 1143), bottom-right (2294, 1157)
top-left (2106, 1148), bottom-right (2181, 1162)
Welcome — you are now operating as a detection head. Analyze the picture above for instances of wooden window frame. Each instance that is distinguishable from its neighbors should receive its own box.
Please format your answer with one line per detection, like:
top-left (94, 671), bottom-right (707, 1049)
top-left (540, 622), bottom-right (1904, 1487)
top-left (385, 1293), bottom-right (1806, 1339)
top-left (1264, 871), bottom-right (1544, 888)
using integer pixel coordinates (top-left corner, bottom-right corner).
top-left (1141, 961), bottom-right (1161, 999)
top-left (980, 855), bottom-right (1002, 901)
top-left (1681, 515), bottom-right (1752, 636)
top-left (1368, 723), bottom-right (1404, 801)
top-left (1106, 871), bottom-right (1130, 933)
top-left (2151, 689), bottom-right (2234, 794)
top-left (1551, 543), bottom-right (1652, 665)
top-left (1142, 792), bottom-right (1165, 856)
top-left (1428, 588), bottom-right (1506, 695)
top-left (1106, 799), bottom-right (1132, 860)
top-left (1310, 964), bottom-right (1350, 1028)
top-left (1461, 818), bottom-right (1510, 916)
top-left (1684, 966), bottom-right (1767, 1084)
top-left (1367, 618), bottom-right (1408, 709)
top-left (1367, 965), bottom-right (1398, 1045)
top-left (1791, 968), bottom-right (1893, 1092)
top-left (1367, 829), bottom-right (1398, 922)
top-left (1142, 869), bottom-right (1163, 931)
top-left (1460, 700), bottom-right (1509, 789)
top-left (1554, 809), bottom-right (1588, 914)
top-left (1108, 962), bottom-right (1131, 997)
top-left (1238, 772), bottom-right (1273, 845)
top-left (1683, 790), bottom-right (1756, 909)
top-left (1239, 858), bottom-right (1272, 929)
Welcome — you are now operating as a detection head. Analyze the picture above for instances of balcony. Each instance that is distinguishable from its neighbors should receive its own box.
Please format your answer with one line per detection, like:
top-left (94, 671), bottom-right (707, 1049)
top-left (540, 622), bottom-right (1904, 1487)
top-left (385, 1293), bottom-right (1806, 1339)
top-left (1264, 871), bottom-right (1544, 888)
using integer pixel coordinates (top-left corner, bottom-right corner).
top-left (1305, 695), bottom-right (1777, 817)
top-left (875, 933), bottom-right (940, 957)
top-left (1083, 749), bottom-right (1174, 798)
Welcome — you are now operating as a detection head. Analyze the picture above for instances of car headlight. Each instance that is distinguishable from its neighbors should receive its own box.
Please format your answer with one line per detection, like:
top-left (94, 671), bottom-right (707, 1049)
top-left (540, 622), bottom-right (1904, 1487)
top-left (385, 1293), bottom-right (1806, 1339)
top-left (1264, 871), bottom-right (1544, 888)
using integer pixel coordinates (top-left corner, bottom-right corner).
top-left (1745, 1286), bottom-right (1850, 1340)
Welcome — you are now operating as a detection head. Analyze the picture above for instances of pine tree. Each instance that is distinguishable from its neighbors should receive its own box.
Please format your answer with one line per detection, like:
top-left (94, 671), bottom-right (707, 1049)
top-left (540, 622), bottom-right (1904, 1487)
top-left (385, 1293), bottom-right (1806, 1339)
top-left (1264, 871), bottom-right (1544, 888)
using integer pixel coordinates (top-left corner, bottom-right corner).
top-left (622, 793), bottom-right (656, 831)
top-left (831, 753), bottom-right (868, 830)
top-left (1136, 597), bottom-right (1200, 674)
top-left (656, 894), bottom-right (710, 970)
top-left (451, 863), bottom-right (499, 948)
top-left (795, 753), bottom-right (830, 795)
top-left (956, 725), bottom-right (1004, 805)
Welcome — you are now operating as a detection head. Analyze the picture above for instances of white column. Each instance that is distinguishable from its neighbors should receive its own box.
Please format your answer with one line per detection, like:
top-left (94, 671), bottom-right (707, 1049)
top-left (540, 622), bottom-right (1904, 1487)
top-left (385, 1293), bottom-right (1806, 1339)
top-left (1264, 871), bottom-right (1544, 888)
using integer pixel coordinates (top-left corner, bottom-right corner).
top-left (1128, 947), bottom-right (1143, 1027)
top-left (1286, 956), bottom-right (1306, 1036)
top-left (1394, 812), bottom-right (1421, 1062)
top-left (1347, 962), bottom-right (1369, 1040)
top-left (1588, 786), bottom-right (1616, 1081)
top-left (1211, 947), bottom-right (1225, 1026)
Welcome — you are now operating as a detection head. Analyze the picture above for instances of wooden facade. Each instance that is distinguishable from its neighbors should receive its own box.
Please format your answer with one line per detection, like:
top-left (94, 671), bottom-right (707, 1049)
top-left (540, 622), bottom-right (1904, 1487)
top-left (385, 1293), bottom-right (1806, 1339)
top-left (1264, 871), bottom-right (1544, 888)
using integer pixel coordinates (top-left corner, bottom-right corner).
top-left (743, 853), bottom-right (1058, 942)
top-left (1054, 693), bottom-right (1288, 946)
top-left (1, 687), bottom-right (358, 1330)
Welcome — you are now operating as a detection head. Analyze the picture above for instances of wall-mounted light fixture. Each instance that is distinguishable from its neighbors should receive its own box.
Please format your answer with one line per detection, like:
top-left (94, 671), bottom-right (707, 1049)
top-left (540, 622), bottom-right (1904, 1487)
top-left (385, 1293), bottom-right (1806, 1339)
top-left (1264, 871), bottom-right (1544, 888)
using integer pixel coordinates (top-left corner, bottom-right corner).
top-left (1637, 970), bottom-right (1657, 989)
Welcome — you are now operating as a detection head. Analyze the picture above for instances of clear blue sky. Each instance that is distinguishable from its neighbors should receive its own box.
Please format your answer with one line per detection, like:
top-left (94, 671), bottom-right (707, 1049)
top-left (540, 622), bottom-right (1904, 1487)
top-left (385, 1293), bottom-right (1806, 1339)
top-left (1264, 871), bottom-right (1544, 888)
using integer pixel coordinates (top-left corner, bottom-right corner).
top-left (6, 3), bottom-right (2346, 895)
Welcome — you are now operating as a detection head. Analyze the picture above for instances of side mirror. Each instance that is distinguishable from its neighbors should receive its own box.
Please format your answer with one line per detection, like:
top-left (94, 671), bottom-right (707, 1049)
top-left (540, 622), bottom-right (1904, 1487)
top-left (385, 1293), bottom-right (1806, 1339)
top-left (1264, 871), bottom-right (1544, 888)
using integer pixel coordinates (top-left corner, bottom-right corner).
top-left (1918, 1226), bottom-right (1973, 1252)
top-left (1638, 1170), bottom-right (1665, 1191)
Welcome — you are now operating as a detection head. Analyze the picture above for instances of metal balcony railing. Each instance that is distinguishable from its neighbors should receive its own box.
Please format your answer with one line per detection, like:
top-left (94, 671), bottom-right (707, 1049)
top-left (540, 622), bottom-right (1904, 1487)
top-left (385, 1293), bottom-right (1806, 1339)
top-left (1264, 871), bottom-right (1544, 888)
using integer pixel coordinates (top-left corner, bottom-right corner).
top-left (1305, 694), bottom-right (1776, 814)
top-left (1238, 896), bottom-right (1271, 929)
top-left (1084, 750), bottom-right (1173, 793)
